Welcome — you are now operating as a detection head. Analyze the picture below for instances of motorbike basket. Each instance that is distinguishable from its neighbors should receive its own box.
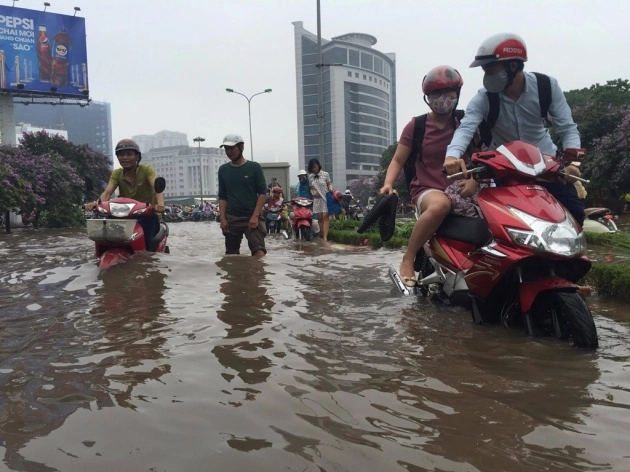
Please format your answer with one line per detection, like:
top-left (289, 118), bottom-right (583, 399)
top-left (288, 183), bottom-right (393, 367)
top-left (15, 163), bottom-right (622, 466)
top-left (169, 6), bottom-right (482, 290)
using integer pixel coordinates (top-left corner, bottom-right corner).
top-left (86, 219), bottom-right (138, 242)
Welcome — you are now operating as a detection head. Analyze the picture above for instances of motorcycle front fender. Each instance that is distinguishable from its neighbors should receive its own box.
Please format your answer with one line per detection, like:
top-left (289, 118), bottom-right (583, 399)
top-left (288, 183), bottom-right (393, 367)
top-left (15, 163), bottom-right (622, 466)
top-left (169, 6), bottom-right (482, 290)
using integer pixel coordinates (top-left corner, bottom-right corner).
top-left (519, 276), bottom-right (576, 313)
top-left (98, 247), bottom-right (132, 269)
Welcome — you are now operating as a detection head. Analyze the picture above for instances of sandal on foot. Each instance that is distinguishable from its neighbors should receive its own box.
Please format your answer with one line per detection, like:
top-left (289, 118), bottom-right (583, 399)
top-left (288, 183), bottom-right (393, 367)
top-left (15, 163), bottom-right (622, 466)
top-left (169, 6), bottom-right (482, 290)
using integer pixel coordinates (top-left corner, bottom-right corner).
top-left (400, 275), bottom-right (417, 287)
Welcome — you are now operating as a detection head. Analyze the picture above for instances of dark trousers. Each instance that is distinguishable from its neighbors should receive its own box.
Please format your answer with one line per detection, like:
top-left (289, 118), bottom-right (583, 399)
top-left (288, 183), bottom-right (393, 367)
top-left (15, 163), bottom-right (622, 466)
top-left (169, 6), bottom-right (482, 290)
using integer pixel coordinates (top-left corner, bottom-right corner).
top-left (540, 179), bottom-right (585, 226)
top-left (138, 214), bottom-right (160, 251)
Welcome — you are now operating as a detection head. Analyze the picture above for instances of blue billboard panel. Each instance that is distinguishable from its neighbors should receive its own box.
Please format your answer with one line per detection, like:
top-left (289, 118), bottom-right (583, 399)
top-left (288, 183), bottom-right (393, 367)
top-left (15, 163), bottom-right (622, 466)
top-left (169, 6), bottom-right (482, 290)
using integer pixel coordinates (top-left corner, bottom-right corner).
top-left (0, 5), bottom-right (88, 98)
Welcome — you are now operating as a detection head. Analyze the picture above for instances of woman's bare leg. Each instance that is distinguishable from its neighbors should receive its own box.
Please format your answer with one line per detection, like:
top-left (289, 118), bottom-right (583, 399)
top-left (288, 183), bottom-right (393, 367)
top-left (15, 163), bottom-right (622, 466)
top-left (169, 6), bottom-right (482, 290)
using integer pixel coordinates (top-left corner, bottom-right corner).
top-left (400, 192), bottom-right (451, 279)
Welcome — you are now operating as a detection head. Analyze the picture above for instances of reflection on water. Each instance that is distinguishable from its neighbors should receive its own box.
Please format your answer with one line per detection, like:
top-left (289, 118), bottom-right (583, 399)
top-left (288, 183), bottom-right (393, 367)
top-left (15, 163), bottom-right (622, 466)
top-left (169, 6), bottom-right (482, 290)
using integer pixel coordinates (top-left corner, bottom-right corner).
top-left (0, 223), bottom-right (629, 471)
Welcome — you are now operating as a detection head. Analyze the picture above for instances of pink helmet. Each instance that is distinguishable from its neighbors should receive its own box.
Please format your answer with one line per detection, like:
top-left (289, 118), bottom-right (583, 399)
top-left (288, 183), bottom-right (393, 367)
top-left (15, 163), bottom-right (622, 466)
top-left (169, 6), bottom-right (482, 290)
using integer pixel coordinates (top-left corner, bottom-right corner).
top-left (422, 65), bottom-right (464, 94)
top-left (272, 186), bottom-right (282, 193)
top-left (332, 190), bottom-right (344, 203)
top-left (470, 33), bottom-right (528, 67)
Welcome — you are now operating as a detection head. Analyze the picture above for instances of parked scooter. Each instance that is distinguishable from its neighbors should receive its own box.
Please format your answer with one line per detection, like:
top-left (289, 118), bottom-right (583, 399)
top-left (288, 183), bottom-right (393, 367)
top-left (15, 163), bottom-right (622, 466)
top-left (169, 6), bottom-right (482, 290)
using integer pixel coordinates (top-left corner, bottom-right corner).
top-left (391, 142), bottom-right (598, 348)
top-left (86, 177), bottom-right (169, 269)
top-left (346, 202), bottom-right (365, 220)
top-left (583, 207), bottom-right (618, 233)
top-left (285, 197), bottom-right (314, 241)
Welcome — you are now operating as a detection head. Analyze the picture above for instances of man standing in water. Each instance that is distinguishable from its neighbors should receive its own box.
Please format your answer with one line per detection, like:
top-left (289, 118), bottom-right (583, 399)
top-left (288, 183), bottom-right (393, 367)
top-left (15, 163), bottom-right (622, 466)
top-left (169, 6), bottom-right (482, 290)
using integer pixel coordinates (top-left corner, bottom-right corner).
top-left (218, 133), bottom-right (267, 257)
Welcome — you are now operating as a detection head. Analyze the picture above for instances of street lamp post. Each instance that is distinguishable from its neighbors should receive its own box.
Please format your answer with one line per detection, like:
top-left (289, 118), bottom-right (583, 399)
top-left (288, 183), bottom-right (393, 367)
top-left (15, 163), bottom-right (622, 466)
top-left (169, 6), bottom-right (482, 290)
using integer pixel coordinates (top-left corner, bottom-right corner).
top-left (315, 1), bottom-right (343, 164)
top-left (225, 88), bottom-right (272, 161)
top-left (193, 136), bottom-right (205, 203)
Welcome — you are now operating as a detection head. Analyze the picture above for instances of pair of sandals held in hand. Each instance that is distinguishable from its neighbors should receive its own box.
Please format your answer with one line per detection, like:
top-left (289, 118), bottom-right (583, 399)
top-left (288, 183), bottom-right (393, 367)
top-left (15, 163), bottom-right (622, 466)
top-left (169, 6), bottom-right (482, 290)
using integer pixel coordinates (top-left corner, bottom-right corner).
top-left (357, 192), bottom-right (398, 243)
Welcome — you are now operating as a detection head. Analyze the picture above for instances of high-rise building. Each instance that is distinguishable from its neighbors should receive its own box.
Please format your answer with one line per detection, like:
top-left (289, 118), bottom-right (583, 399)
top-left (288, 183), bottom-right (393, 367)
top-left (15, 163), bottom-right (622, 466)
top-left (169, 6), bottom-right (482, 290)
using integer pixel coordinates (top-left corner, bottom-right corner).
top-left (293, 21), bottom-right (396, 189)
top-left (13, 99), bottom-right (113, 157)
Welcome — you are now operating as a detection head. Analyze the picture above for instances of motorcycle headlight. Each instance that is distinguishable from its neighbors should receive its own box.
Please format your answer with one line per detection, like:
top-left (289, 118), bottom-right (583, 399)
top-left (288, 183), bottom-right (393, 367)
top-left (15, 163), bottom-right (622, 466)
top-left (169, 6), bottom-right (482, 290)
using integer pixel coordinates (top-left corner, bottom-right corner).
top-left (506, 207), bottom-right (586, 257)
top-left (109, 203), bottom-right (134, 218)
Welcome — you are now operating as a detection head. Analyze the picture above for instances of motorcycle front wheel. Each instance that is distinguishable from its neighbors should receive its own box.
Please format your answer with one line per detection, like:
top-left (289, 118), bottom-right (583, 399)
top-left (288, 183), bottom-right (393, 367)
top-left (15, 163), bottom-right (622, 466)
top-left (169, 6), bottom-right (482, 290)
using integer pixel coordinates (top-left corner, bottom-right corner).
top-left (300, 226), bottom-right (311, 241)
top-left (532, 291), bottom-right (598, 349)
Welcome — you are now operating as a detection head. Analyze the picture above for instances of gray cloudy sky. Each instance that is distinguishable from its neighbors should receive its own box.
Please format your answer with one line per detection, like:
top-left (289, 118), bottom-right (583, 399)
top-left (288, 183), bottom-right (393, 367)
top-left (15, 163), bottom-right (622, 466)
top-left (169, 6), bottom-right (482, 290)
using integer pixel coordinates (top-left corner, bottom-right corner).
top-left (11, 0), bottom-right (630, 172)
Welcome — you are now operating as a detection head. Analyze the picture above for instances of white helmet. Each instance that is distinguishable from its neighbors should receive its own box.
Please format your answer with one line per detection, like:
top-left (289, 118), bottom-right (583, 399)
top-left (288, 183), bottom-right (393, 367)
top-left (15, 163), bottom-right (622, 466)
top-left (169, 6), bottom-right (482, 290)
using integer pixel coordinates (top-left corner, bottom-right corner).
top-left (220, 133), bottom-right (244, 147)
top-left (297, 169), bottom-right (307, 176)
top-left (470, 32), bottom-right (528, 68)
top-left (345, 189), bottom-right (351, 194)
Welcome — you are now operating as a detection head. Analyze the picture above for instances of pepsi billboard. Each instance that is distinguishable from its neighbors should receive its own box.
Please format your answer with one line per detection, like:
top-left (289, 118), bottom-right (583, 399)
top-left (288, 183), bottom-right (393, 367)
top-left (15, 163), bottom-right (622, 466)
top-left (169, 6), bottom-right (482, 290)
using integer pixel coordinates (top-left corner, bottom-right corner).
top-left (0, 5), bottom-right (88, 98)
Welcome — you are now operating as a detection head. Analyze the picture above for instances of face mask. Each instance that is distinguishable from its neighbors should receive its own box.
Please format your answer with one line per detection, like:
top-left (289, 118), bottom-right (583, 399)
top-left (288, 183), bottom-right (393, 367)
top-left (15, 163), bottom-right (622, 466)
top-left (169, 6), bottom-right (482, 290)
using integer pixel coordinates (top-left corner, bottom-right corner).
top-left (428, 94), bottom-right (457, 115)
top-left (483, 69), bottom-right (509, 93)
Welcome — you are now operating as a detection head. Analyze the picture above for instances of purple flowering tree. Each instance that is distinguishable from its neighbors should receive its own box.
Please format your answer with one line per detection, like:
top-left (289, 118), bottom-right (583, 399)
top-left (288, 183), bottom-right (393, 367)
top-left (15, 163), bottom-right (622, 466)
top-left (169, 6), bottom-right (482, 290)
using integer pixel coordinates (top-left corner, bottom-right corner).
top-left (585, 105), bottom-right (630, 199)
top-left (0, 131), bottom-right (112, 229)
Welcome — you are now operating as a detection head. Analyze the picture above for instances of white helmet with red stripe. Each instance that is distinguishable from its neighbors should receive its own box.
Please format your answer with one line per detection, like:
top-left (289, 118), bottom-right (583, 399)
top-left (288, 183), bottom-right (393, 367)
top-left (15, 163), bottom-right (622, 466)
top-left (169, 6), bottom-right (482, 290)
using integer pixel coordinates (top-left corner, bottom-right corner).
top-left (470, 33), bottom-right (527, 68)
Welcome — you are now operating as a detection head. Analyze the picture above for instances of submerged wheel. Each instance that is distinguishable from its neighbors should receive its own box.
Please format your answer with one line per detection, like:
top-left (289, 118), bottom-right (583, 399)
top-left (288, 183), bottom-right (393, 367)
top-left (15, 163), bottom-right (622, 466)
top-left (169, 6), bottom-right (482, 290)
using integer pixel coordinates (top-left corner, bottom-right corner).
top-left (299, 226), bottom-right (311, 241)
top-left (531, 291), bottom-right (598, 349)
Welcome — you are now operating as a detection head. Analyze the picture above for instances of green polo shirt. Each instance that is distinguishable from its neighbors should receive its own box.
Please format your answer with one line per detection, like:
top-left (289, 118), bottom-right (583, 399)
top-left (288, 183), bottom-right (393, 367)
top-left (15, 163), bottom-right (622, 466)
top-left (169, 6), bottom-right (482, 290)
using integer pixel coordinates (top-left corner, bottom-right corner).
top-left (218, 160), bottom-right (266, 217)
top-left (109, 164), bottom-right (158, 205)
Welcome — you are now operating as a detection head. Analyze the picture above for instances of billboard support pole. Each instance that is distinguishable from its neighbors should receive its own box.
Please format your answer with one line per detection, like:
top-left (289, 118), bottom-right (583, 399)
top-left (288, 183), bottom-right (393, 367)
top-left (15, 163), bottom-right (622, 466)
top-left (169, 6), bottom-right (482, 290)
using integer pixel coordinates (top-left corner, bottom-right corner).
top-left (0, 95), bottom-right (16, 145)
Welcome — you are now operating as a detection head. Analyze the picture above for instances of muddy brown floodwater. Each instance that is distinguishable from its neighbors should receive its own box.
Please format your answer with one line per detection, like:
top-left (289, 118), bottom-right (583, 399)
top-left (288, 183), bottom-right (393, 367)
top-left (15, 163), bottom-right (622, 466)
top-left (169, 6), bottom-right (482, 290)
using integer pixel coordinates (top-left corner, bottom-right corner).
top-left (0, 221), bottom-right (629, 472)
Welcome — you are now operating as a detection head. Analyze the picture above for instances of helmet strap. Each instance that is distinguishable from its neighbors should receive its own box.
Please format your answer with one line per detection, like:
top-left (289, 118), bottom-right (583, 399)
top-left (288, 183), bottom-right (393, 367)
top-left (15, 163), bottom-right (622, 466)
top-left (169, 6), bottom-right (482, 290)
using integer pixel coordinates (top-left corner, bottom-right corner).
top-left (504, 61), bottom-right (518, 90)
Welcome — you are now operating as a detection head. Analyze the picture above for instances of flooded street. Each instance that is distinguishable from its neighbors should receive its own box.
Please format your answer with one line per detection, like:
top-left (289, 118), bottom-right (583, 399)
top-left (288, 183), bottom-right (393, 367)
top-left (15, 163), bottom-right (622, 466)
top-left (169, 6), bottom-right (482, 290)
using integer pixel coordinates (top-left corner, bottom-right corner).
top-left (1, 222), bottom-right (629, 472)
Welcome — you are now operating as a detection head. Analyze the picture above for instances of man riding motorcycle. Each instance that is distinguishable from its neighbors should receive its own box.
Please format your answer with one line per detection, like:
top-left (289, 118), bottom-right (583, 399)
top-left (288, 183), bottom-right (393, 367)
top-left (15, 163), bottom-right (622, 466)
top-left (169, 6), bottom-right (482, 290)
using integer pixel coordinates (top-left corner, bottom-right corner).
top-left (86, 139), bottom-right (165, 251)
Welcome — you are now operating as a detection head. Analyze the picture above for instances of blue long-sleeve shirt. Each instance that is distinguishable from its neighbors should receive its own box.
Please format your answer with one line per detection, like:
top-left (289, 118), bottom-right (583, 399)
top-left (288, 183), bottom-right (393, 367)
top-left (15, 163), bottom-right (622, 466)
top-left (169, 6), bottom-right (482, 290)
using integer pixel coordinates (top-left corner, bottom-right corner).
top-left (297, 178), bottom-right (313, 199)
top-left (446, 72), bottom-right (580, 158)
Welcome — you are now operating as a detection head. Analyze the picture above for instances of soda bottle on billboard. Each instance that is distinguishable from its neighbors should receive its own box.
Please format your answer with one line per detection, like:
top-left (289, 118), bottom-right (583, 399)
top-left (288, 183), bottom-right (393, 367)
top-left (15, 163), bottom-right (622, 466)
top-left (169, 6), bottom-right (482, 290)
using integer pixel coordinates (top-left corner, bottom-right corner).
top-left (36, 26), bottom-right (52, 82)
top-left (51, 27), bottom-right (71, 87)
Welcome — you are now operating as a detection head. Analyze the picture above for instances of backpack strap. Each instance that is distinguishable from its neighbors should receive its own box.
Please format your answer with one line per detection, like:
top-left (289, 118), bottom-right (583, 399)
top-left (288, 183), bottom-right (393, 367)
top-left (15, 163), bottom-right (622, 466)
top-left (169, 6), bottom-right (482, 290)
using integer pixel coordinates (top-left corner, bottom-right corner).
top-left (403, 114), bottom-right (428, 189)
top-left (481, 72), bottom-right (552, 145)
top-left (533, 72), bottom-right (552, 119)
top-left (480, 92), bottom-right (500, 146)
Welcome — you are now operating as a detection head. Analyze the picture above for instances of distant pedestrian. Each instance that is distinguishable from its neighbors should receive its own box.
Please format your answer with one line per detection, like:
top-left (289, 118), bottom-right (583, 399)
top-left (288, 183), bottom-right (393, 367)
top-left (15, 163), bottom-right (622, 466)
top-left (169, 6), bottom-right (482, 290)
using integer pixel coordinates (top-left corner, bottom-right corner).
top-left (267, 176), bottom-right (279, 195)
top-left (308, 158), bottom-right (333, 242)
top-left (218, 133), bottom-right (267, 257)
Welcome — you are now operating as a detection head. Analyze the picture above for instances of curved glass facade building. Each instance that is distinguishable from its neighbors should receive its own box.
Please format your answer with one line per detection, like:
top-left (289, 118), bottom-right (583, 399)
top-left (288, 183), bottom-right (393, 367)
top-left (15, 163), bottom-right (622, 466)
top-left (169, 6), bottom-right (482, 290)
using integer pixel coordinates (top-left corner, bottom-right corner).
top-left (293, 21), bottom-right (396, 189)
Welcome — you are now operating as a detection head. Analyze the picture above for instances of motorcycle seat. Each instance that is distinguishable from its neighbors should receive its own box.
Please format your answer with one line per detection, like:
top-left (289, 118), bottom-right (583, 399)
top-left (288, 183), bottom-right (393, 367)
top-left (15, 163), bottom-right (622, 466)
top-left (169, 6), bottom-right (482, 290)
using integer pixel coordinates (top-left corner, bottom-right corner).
top-left (436, 215), bottom-right (491, 247)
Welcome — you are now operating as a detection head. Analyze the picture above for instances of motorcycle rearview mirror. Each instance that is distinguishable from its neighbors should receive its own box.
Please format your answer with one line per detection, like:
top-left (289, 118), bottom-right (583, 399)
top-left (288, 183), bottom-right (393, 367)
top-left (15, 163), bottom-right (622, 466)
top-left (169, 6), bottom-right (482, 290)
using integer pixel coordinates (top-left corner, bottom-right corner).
top-left (154, 177), bottom-right (166, 194)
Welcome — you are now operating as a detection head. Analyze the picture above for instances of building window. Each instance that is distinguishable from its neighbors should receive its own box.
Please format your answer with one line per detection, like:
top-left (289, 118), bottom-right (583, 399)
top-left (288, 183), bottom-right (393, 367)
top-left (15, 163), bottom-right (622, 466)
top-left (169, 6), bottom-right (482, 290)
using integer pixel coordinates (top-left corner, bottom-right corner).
top-left (349, 49), bottom-right (359, 66)
top-left (355, 72), bottom-right (359, 78)
top-left (374, 57), bottom-right (383, 74)
top-left (360, 52), bottom-right (373, 71)
top-left (348, 71), bottom-right (352, 77)
top-left (363, 74), bottom-right (367, 80)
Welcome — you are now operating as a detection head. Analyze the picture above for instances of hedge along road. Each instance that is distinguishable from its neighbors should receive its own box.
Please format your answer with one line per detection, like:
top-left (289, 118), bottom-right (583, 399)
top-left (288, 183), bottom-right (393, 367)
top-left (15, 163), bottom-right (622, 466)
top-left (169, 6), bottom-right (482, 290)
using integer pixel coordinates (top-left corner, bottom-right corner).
top-left (0, 222), bottom-right (629, 471)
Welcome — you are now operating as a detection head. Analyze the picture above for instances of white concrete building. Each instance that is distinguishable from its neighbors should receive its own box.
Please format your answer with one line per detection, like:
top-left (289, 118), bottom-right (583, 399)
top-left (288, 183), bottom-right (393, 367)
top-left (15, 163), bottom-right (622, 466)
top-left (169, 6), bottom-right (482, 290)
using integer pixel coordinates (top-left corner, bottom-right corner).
top-left (15, 122), bottom-right (68, 143)
top-left (142, 145), bottom-right (227, 199)
top-left (132, 130), bottom-right (188, 154)
top-left (293, 21), bottom-right (397, 189)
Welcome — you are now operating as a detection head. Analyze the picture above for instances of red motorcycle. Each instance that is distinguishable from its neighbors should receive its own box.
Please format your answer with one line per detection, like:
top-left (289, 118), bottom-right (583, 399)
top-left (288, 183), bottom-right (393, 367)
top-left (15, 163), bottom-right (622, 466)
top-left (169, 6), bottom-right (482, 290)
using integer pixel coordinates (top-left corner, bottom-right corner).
top-left (86, 177), bottom-right (169, 269)
top-left (286, 197), bottom-right (314, 241)
top-left (393, 142), bottom-right (598, 348)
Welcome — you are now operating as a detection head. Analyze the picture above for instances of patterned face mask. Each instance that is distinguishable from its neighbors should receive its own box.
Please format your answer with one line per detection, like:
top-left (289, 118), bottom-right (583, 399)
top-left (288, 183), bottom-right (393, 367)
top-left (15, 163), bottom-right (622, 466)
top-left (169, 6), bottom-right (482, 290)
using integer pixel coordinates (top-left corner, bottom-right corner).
top-left (428, 94), bottom-right (458, 115)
